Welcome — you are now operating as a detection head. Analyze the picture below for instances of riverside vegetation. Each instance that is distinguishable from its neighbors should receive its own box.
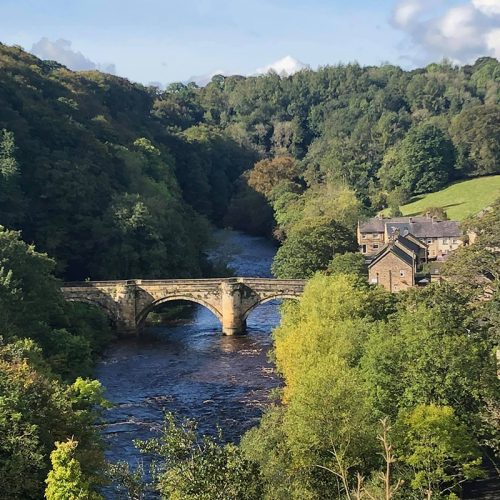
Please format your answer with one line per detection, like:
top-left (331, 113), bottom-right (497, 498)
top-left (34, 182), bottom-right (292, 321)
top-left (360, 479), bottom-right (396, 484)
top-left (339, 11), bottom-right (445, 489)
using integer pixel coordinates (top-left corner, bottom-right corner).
top-left (0, 42), bottom-right (499, 498)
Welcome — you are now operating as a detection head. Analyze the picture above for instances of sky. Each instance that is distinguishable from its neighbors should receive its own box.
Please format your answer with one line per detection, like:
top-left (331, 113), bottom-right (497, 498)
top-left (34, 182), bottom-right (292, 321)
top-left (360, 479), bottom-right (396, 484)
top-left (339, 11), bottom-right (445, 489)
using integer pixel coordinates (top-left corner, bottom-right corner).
top-left (0, 0), bottom-right (499, 85)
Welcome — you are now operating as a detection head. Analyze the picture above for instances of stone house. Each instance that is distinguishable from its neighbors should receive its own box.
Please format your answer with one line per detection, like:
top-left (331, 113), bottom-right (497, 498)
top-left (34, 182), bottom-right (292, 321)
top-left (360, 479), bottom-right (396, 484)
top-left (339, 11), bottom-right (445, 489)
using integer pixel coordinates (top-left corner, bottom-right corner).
top-left (368, 235), bottom-right (417, 293)
top-left (358, 215), bottom-right (462, 259)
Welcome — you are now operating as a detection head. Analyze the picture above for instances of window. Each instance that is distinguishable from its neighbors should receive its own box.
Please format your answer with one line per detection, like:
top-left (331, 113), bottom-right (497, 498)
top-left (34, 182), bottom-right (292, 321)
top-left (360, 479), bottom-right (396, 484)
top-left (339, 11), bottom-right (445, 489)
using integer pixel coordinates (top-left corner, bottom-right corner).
top-left (400, 270), bottom-right (405, 277)
top-left (373, 233), bottom-right (380, 239)
top-left (452, 239), bottom-right (459, 244)
top-left (362, 245), bottom-right (367, 253)
top-left (427, 239), bottom-right (433, 244)
top-left (373, 244), bottom-right (379, 249)
top-left (362, 233), bottom-right (367, 239)
top-left (443, 238), bottom-right (448, 244)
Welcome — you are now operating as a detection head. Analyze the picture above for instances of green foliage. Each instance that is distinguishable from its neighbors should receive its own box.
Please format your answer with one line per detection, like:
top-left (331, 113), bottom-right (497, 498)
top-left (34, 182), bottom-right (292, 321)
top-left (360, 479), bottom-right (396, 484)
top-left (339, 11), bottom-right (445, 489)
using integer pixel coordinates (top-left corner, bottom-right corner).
top-left (362, 283), bottom-right (498, 424)
top-left (0, 225), bottom-right (112, 378)
top-left (241, 274), bottom-right (497, 498)
top-left (326, 252), bottom-right (367, 277)
top-left (247, 155), bottom-right (300, 201)
top-left (450, 105), bottom-right (500, 176)
top-left (223, 178), bottom-right (275, 236)
top-left (396, 404), bottom-right (484, 498)
top-left (379, 123), bottom-right (456, 195)
top-left (240, 275), bottom-right (394, 498)
top-left (386, 186), bottom-right (410, 216)
top-left (0, 129), bottom-right (22, 226)
top-left (1, 43), bottom-right (499, 268)
top-left (45, 438), bottom-right (102, 500)
top-left (0, 45), bottom-right (255, 280)
top-left (272, 221), bottom-right (357, 278)
top-left (107, 461), bottom-right (147, 500)
top-left (1, 44), bottom-right (500, 499)
top-left (423, 206), bottom-right (449, 220)
top-left (0, 340), bottom-right (107, 499)
top-left (136, 413), bottom-right (262, 500)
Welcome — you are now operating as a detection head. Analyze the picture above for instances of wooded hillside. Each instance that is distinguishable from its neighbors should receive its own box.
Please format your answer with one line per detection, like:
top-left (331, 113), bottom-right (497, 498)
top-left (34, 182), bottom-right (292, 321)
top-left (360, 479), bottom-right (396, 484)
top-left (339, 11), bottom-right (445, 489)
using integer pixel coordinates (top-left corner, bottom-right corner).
top-left (1, 43), bottom-right (499, 279)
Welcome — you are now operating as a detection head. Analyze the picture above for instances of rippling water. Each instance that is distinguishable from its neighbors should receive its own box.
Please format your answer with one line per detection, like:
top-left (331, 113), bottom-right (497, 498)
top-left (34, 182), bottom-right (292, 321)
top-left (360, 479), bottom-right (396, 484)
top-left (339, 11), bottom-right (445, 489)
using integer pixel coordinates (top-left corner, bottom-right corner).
top-left (95, 231), bottom-right (281, 467)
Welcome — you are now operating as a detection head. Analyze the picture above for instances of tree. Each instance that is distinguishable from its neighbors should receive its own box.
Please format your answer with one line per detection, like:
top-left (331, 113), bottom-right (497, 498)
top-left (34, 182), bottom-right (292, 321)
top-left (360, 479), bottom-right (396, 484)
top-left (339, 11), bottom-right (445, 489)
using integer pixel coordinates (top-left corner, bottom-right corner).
top-left (45, 439), bottom-right (102, 500)
top-left (137, 413), bottom-right (262, 500)
top-left (242, 275), bottom-right (394, 498)
top-left (361, 283), bottom-right (499, 429)
top-left (386, 186), bottom-right (410, 216)
top-left (379, 124), bottom-right (456, 195)
top-left (443, 198), bottom-right (499, 295)
top-left (396, 405), bottom-right (483, 499)
top-left (423, 206), bottom-right (448, 220)
top-left (0, 340), bottom-right (107, 499)
top-left (272, 221), bottom-right (357, 278)
top-left (450, 105), bottom-right (500, 177)
top-left (0, 129), bottom-right (22, 226)
top-left (247, 156), bottom-right (301, 201)
top-left (0, 225), bottom-right (112, 379)
top-left (327, 252), bottom-right (367, 278)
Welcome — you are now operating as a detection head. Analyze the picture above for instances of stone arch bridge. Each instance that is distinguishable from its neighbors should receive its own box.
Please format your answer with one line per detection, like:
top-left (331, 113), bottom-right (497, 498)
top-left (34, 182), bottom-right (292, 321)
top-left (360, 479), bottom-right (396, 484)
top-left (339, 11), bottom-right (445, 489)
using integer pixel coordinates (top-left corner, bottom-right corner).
top-left (61, 278), bottom-right (305, 335)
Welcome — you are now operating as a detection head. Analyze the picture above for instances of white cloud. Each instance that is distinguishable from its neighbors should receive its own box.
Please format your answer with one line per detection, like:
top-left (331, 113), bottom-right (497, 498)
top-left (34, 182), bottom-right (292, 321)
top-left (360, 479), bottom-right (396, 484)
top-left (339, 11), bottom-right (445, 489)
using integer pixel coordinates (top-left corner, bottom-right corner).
top-left (186, 56), bottom-right (310, 86)
top-left (187, 69), bottom-right (228, 86)
top-left (393, 0), bottom-right (426, 29)
top-left (31, 38), bottom-right (116, 74)
top-left (392, 0), bottom-right (500, 64)
top-left (255, 56), bottom-right (310, 76)
top-left (473, 0), bottom-right (500, 16)
top-left (486, 27), bottom-right (500, 53)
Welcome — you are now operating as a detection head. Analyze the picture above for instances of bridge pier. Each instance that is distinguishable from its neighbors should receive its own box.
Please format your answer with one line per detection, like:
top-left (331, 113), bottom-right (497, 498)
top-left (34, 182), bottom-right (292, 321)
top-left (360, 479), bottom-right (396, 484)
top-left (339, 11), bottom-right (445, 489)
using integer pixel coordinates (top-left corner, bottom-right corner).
top-left (221, 281), bottom-right (247, 335)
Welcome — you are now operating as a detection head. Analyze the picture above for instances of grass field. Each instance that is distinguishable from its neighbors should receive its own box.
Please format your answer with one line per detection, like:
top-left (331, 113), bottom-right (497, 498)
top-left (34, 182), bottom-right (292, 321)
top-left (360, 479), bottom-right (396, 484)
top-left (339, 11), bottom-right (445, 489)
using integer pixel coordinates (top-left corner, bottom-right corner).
top-left (384, 175), bottom-right (500, 221)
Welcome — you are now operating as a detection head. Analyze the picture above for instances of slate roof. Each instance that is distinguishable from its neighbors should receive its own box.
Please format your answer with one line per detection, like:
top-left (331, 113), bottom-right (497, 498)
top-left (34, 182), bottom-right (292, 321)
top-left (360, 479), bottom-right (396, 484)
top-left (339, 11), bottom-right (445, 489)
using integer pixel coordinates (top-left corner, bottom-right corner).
top-left (359, 216), bottom-right (461, 238)
top-left (369, 235), bottom-right (416, 268)
top-left (391, 244), bottom-right (415, 266)
top-left (396, 234), bottom-right (422, 254)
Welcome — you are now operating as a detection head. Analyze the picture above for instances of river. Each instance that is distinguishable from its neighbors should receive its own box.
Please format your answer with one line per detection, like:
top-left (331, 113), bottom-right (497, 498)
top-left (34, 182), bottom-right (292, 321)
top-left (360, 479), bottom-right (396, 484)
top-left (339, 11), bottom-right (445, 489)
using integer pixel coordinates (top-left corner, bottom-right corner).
top-left (95, 230), bottom-right (281, 469)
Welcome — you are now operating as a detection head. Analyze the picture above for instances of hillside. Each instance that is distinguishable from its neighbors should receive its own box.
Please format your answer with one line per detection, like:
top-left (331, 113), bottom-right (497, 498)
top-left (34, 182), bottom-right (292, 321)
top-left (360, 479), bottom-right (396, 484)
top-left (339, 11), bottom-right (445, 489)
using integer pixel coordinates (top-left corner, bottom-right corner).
top-left (0, 43), bottom-right (499, 279)
top-left (386, 176), bottom-right (500, 220)
top-left (0, 43), bottom-right (254, 280)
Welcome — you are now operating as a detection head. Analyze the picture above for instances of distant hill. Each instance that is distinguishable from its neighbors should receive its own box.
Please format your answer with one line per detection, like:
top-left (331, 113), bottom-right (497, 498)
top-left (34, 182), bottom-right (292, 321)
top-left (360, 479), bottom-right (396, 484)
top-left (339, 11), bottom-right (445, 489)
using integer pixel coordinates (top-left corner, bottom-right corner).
top-left (385, 176), bottom-right (500, 220)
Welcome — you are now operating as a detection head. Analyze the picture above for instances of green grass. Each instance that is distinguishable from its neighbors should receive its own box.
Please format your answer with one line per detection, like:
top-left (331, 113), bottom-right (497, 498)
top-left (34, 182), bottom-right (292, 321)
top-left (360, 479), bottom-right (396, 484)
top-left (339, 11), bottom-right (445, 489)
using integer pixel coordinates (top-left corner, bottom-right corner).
top-left (384, 176), bottom-right (500, 221)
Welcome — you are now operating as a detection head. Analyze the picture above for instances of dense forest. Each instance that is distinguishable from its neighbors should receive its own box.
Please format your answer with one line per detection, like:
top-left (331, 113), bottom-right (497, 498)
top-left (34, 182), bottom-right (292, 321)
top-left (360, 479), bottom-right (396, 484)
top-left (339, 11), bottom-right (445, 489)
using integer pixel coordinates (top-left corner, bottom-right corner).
top-left (0, 43), bottom-right (256, 280)
top-left (1, 43), bottom-right (499, 281)
top-left (0, 42), bottom-right (499, 498)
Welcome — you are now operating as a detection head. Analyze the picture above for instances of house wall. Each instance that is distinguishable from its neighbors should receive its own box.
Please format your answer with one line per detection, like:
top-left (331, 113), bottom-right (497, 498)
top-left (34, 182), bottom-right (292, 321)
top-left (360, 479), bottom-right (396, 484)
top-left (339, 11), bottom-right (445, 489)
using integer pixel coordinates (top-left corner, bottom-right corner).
top-left (368, 253), bottom-right (414, 293)
top-left (358, 229), bottom-right (385, 256)
top-left (420, 237), bottom-right (462, 259)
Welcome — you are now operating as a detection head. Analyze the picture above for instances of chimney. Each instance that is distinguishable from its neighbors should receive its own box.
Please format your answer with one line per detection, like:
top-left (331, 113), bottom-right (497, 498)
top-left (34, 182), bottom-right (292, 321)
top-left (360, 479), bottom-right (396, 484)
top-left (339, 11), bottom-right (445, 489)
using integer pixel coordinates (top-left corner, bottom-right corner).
top-left (389, 228), bottom-right (400, 243)
top-left (409, 217), bottom-right (413, 223)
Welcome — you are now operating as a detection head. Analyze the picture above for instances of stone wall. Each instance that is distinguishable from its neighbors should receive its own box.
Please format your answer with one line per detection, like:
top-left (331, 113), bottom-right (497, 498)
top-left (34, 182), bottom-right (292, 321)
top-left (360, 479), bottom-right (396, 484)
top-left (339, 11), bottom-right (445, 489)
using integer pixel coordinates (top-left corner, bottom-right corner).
top-left (368, 254), bottom-right (414, 293)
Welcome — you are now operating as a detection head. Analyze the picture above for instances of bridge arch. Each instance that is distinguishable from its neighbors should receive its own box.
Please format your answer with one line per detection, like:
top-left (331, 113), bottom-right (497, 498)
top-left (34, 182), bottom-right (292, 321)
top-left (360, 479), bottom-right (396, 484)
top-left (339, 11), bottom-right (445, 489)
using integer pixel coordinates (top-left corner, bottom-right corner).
top-left (136, 295), bottom-right (223, 330)
top-left (242, 294), bottom-right (300, 321)
top-left (64, 297), bottom-right (119, 324)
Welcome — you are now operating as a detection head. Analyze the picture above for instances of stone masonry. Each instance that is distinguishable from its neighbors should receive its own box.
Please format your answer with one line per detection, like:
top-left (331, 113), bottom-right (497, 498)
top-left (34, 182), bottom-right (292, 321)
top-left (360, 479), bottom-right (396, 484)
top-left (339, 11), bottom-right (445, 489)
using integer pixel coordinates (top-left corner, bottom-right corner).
top-left (61, 277), bottom-right (305, 335)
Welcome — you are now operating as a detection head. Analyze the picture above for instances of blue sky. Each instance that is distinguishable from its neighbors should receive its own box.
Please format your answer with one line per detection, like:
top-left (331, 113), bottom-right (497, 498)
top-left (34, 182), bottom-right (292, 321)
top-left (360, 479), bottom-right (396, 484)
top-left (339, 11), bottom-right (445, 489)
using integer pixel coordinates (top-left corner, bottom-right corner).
top-left (1, 0), bottom-right (499, 85)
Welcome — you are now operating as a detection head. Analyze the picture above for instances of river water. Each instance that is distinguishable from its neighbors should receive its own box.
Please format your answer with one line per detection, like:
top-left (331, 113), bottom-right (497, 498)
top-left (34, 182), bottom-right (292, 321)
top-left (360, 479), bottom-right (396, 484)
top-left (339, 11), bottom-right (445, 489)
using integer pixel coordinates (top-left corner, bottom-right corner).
top-left (95, 230), bottom-right (281, 468)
